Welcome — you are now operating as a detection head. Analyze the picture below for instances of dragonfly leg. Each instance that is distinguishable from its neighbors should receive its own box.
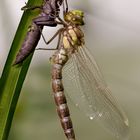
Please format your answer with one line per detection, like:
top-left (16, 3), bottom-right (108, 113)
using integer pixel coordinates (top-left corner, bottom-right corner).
top-left (41, 27), bottom-right (63, 46)
top-left (65, 0), bottom-right (68, 13)
top-left (56, 30), bottom-right (62, 49)
top-left (36, 48), bottom-right (58, 50)
top-left (57, 16), bottom-right (67, 26)
top-left (46, 28), bottom-right (63, 44)
top-left (63, 0), bottom-right (68, 15)
top-left (36, 28), bottom-right (63, 50)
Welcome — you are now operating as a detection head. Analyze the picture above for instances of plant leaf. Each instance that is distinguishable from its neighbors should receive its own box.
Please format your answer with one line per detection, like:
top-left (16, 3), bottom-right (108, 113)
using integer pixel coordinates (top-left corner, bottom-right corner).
top-left (0, 0), bottom-right (43, 140)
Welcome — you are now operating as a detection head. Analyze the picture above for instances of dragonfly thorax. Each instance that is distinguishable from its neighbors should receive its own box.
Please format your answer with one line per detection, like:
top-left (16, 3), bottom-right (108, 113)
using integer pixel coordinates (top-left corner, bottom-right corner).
top-left (62, 25), bottom-right (84, 54)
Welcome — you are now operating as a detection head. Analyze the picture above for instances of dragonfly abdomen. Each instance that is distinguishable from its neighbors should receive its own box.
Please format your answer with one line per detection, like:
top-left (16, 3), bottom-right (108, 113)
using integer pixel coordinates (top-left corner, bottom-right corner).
top-left (51, 48), bottom-right (75, 139)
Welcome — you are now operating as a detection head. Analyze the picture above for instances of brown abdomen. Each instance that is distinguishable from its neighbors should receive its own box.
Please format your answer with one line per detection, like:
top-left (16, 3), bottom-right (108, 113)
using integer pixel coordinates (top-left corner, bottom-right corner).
top-left (51, 49), bottom-right (75, 140)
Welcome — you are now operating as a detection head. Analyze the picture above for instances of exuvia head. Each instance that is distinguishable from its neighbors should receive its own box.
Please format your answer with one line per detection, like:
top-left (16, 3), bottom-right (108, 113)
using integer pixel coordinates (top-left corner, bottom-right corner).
top-left (64, 10), bottom-right (84, 25)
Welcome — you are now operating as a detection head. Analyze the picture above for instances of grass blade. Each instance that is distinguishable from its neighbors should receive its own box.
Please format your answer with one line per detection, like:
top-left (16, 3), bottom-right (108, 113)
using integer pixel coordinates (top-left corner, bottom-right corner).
top-left (0, 0), bottom-right (43, 140)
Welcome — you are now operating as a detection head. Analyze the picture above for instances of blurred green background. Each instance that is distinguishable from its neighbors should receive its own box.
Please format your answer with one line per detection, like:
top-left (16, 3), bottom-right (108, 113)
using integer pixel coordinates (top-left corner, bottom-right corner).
top-left (1, 0), bottom-right (140, 140)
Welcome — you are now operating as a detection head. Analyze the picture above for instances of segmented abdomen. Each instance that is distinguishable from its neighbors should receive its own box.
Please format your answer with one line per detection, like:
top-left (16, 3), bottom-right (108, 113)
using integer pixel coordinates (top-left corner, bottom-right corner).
top-left (51, 48), bottom-right (75, 140)
top-left (14, 23), bottom-right (42, 65)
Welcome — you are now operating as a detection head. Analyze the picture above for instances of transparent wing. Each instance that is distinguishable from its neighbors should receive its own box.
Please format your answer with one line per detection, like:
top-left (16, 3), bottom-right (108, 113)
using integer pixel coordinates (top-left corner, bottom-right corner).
top-left (62, 46), bottom-right (129, 139)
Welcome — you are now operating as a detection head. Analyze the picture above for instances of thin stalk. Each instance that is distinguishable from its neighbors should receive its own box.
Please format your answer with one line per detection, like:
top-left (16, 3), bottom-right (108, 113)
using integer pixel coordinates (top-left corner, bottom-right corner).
top-left (0, 0), bottom-right (43, 140)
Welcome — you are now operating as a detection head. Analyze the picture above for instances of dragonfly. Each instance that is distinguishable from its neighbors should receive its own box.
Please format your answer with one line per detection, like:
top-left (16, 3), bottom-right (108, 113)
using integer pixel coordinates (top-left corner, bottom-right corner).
top-left (37, 4), bottom-right (129, 140)
top-left (14, 0), bottom-right (129, 139)
top-left (13, 0), bottom-right (66, 65)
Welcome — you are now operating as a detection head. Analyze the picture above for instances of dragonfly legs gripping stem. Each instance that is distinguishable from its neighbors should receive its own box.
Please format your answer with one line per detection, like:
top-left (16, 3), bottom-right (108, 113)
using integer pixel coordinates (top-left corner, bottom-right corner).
top-left (36, 28), bottom-right (64, 50)
top-left (63, 0), bottom-right (68, 14)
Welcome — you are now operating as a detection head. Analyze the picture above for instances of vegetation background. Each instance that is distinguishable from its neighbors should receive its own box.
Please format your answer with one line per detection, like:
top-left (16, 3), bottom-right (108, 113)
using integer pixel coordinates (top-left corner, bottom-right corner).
top-left (0, 0), bottom-right (140, 139)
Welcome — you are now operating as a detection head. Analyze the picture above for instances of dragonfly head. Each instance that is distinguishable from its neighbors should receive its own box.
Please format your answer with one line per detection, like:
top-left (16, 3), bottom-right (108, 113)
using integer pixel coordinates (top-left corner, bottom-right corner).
top-left (64, 10), bottom-right (84, 25)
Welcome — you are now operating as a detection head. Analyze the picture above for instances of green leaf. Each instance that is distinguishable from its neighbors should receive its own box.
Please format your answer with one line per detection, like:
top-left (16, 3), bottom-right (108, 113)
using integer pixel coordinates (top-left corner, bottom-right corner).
top-left (0, 0), bottom-right (43, 140)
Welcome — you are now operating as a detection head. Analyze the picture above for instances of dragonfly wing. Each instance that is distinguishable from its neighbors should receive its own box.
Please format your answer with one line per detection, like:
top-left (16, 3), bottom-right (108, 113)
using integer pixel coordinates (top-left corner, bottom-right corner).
top-left (62, 46), bottom-right (129, 139)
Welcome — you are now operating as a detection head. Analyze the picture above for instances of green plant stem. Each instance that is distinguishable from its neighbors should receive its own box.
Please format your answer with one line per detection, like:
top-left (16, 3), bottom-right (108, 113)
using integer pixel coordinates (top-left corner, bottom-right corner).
top-left (0, 0), bottom-right (43, 140)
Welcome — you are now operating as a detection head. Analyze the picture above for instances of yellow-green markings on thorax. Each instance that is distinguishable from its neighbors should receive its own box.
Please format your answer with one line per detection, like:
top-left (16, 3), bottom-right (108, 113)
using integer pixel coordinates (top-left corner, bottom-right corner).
top-left (63, 10), bottom-right (85, 49)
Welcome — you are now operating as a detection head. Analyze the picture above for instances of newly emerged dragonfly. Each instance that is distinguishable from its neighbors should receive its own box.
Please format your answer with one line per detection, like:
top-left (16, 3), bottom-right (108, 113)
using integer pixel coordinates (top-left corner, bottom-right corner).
top-left (37, 6), bottom-right (129, 140)
top-left (14, 0), bottom-right (65, 65)
top-left (14, 0), bottom-right (129, 139)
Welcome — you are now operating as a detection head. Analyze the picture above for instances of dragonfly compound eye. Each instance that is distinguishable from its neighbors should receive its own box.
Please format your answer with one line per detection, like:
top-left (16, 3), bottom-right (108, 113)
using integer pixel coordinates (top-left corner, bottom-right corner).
top-left (64, 10), bottom-right (84, 25)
